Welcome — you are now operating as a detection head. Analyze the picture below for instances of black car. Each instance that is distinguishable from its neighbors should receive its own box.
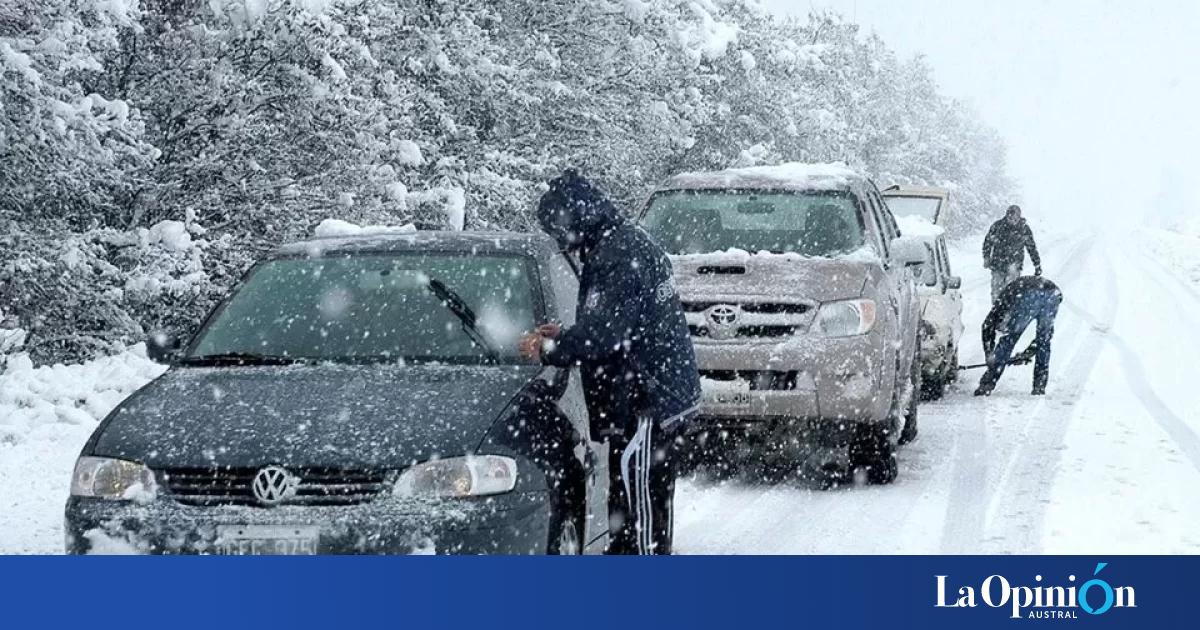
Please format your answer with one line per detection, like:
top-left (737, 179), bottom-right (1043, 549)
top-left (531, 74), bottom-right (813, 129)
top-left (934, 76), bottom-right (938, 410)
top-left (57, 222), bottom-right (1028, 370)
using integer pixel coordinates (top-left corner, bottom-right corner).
top-left (65, 232), bottom-right (609, 554)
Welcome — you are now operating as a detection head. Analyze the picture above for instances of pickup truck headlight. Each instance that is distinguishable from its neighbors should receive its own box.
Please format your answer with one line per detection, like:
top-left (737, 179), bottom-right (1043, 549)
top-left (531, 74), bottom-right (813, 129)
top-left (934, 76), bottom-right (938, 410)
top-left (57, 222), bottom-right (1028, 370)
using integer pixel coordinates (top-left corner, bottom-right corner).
top-left (816, 299), bottom-right (877, 337)
top-left (393, 455), bottom-right (518, 498)
top-left (70, 456), bottom-right (157, 502)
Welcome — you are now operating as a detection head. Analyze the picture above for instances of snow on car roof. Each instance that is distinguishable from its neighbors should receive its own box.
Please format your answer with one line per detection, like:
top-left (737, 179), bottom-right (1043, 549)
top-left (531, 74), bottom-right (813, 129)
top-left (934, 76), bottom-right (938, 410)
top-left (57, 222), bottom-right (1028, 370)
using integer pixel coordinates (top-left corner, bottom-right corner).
top-left (881, 185), bottom-right (951, 198)
top-left (275, 229), bottom-right (558, 258)
top-left (662, 162), bottom-right (863, 192)
top-left (895, 214), bottom-right (946, 240)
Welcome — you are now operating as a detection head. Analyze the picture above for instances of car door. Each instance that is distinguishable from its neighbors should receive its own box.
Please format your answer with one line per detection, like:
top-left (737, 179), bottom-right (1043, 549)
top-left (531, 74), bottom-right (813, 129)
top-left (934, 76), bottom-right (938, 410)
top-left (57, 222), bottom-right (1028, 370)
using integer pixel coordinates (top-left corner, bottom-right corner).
top-left (869, 187), bottom-right (920, 366)
top-left (544, 250), bottom-right (609, 553)
top-left (937, 237), bottom-right (964, 348)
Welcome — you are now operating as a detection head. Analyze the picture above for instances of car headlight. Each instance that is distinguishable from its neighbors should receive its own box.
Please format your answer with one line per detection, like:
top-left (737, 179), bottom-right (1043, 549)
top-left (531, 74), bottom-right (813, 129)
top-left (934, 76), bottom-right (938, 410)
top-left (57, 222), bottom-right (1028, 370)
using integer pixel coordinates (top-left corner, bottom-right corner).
top-left (70, 456), bottom-right (157, 502)
top-left (393, 455), bottom-right (518, 498)
top-left (816, 299), bottom-right (877, 337)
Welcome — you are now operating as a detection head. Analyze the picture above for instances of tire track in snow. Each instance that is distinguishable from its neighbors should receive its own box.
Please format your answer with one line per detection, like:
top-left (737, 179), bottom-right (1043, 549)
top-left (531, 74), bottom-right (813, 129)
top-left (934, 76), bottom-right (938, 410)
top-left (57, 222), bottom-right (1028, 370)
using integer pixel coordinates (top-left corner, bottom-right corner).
top-left (938, 236), bottom-right (1101, 553)
top-left (983, 250), bottom-right (1117, 552)
top-left (1082, 254), bottom-right (1200, 475)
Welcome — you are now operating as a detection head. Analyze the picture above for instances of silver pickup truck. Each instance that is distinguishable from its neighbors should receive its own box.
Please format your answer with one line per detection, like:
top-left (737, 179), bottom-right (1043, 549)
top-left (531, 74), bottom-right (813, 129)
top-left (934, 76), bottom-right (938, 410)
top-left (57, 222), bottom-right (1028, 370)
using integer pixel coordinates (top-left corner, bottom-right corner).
top-left (640, 164), bottom-right (926, 484)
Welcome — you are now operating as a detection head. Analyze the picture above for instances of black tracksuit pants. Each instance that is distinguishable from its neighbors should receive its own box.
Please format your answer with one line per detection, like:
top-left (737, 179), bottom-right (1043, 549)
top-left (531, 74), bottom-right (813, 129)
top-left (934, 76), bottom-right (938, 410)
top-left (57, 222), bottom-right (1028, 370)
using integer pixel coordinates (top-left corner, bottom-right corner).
top-left (606, 417), bottom-right (677, 555)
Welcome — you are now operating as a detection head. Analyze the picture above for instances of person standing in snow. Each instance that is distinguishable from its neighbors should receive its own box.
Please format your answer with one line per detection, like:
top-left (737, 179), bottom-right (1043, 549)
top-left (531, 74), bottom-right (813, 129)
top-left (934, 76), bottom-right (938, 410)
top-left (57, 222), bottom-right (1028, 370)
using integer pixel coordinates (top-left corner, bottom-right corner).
top-left (974, 275), bottom-right (1063, 396)
top-left (983, 205), bottom-right (1042, 302)
top-left (518, 169), bottom-right (701, 555)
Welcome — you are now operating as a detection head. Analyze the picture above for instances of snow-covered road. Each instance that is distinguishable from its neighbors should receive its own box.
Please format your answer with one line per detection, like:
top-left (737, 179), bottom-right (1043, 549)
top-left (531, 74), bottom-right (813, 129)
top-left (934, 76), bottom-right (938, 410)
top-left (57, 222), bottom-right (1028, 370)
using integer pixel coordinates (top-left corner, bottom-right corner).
top-left (675, 229), bottom-right (1200, 554)
top-left (2, 228), bottom-right (1199, 554)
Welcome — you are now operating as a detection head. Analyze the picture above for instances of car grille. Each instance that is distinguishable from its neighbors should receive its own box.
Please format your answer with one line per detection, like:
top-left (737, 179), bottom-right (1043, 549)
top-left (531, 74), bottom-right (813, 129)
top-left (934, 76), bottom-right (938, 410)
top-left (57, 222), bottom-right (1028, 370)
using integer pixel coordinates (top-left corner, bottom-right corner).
top-left (681, 302), bottom-right (811, 314)
top-left (691, 325), bottom-right (800, 338)
top-left (684, 301), bottom-right (812, 338)
top-left (160, 467), bottom-right (392, 507)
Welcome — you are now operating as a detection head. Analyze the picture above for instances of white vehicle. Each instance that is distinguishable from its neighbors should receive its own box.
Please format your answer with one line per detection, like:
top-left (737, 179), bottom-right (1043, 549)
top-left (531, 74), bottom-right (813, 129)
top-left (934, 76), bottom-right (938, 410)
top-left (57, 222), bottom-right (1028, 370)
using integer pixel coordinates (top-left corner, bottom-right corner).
top-left (881, 185), bottom-right (951, 228)
top-left (894, 215), bottom-right (964, 400)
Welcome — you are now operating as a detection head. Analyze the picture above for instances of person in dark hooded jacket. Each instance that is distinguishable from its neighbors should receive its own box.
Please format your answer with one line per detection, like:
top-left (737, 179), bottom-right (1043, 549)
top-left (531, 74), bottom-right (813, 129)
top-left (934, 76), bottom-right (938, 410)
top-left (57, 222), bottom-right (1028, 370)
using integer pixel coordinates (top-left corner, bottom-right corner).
top-left (983, 205), bottom-right (1042, 302)
top-left (975, 275), bottom-right (1063, 396)
top-left (518, 169), bottom-right (701, 555)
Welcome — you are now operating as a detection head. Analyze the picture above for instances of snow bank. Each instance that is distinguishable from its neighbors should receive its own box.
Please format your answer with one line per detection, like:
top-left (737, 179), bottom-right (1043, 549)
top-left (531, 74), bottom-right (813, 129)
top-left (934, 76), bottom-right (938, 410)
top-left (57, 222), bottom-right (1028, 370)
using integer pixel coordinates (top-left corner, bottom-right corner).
top-left (0, 346), bottom-right (164, 553)
top-left (667, 162), bottom-right (857, 191)
top-left (896, 215), bottom-right (945, 239)
top-left (0, 345), bottom-right (164, 446)
top-left (672, 245), bottom-right (878, 265)
top-left (313, 219), bottom-right (417, 238)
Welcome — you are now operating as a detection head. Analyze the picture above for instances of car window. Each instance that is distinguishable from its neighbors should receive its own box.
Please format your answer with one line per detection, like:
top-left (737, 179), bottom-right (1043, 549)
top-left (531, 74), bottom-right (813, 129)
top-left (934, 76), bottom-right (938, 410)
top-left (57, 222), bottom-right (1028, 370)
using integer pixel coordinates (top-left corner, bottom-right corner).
top-left (938, 238), bottom-right (953, 276)
top-left (862, 191), bottom-right (890, 258)
top-left (875, 192), bottom-right (901, 242)
top-left (884, 196), bottom-right (942, 223)
top-left (643, 190), bottom-right (865, 256)
top-left (546, 252), bottom-right (579, 327)
top-left (189, 253), bottom-right (541, 364)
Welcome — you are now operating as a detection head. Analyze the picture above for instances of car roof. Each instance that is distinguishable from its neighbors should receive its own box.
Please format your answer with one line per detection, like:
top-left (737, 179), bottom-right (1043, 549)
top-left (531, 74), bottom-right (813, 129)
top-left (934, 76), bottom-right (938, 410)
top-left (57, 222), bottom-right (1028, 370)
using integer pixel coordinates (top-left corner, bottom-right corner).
top-left (273, 230), bottom-right (560, 259)
top-left (656, 162), bottom-right (866, 194)
top-left (881, 185), bottom-right (950, 199)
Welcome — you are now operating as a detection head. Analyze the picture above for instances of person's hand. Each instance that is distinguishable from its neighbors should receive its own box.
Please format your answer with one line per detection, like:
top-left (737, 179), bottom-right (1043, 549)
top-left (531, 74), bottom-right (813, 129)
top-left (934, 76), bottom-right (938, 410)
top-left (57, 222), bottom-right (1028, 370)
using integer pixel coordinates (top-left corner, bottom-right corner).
top-left (518, 323), bottom-right (562, 361)
top-left (1034, 265), bottom-right (1043, 276)
top-left (517, 332), bottom-right (543, 361)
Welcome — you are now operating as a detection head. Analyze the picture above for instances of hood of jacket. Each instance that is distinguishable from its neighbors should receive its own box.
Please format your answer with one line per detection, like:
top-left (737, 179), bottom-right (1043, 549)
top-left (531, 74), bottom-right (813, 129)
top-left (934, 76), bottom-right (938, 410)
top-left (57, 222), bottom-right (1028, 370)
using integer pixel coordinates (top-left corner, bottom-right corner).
top-left (536, 170), bottom-right (624, 251)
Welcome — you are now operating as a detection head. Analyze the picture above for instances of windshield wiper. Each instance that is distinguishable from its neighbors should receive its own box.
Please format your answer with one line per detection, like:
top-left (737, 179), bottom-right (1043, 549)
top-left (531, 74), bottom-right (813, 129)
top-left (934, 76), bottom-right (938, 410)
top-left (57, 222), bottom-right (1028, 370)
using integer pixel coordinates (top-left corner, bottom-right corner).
top-left (425, 278), bottom-right (501, 362)
top-left (178, 352), bottom-right (308, 366)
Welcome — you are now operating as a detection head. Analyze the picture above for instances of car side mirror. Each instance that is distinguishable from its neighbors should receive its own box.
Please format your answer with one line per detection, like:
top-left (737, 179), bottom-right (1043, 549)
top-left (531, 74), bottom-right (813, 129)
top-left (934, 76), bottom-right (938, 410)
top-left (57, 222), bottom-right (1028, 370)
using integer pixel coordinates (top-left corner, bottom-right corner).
top-left (945, 275), bottom-right (962, 290)
top-left (146, 331), bottom-right (182, 364)
top-left (890, 236), bottom-right (928, 268)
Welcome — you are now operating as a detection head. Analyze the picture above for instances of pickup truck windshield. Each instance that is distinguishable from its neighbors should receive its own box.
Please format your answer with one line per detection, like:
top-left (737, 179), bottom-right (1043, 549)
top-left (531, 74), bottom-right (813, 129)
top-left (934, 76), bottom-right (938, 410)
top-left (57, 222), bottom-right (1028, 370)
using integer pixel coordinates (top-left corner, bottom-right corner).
top-left (188, 253), bottom-right (537, 364)
top-left (643, 190), bottom-right (864, 256)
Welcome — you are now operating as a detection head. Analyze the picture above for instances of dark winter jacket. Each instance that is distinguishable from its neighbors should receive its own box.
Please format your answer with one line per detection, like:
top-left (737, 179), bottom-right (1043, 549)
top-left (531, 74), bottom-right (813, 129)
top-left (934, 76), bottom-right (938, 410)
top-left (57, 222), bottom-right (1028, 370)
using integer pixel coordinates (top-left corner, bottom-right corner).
top-left (537, 171), bottom-right (701, 438)
top-left (982, 217), bottom-right (1041, 270)
top-left (981, 276), bottom-right (1062, 353)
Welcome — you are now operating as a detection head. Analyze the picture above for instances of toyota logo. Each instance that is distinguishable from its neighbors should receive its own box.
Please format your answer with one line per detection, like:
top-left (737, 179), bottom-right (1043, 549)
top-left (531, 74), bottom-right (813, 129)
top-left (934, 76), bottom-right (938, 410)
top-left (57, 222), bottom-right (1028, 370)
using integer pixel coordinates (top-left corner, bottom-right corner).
top-left (708, 305), bottom-right (740, 327)
top-left (251, 466), bottom-right (299, 506)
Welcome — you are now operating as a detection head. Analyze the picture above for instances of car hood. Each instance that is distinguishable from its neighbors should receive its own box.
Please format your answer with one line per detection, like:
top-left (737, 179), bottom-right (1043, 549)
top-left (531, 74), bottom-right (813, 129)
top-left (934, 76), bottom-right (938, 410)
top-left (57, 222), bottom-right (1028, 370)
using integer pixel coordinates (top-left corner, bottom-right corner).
top-left (670, 252), bottom-right (873, 302)
top-left (90, 363), bottom-right (541, 469)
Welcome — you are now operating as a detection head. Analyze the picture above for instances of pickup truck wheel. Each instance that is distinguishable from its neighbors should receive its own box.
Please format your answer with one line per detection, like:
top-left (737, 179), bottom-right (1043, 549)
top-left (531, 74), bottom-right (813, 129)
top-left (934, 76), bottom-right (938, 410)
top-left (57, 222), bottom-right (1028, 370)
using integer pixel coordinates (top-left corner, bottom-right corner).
top-left (850, 423), bottom-right (898, 484)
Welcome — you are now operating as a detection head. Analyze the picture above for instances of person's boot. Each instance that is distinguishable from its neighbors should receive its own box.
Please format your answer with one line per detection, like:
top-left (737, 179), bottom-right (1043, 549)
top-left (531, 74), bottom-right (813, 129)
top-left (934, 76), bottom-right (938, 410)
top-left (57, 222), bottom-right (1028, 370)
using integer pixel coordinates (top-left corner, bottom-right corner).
top-left (974, 384), bottom-right (993, 397)
top-left (1031, 386), bottom-right (1045, 395)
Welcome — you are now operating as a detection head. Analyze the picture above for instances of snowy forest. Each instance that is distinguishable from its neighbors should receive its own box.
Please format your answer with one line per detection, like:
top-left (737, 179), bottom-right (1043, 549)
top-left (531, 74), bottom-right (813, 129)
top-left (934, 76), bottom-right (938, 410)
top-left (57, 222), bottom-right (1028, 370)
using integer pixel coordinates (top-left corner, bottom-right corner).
top-left (1, 0), bottom-right (1013, 365)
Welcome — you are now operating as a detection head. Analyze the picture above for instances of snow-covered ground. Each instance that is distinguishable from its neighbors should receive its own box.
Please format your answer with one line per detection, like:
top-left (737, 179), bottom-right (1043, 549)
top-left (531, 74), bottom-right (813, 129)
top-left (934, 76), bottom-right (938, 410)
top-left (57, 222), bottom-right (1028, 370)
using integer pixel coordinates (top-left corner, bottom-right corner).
top-left (2, 226), bottom-right (1199, 554)
top-left (0, 347), bottom-right (165, 553)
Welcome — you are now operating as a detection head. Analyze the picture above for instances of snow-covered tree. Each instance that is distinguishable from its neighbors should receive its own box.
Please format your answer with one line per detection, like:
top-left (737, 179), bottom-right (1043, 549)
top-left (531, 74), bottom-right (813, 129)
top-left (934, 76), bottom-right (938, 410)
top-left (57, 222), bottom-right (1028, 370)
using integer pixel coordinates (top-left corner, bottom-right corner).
top-left (2, 0), bottom-right (1015, 363)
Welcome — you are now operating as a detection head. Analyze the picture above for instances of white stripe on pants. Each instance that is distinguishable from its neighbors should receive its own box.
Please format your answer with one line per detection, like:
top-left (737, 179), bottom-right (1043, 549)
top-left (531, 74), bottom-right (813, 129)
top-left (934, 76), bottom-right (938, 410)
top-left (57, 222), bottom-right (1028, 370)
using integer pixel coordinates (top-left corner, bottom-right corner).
top-left (619, 417), bottom-right (654, 554)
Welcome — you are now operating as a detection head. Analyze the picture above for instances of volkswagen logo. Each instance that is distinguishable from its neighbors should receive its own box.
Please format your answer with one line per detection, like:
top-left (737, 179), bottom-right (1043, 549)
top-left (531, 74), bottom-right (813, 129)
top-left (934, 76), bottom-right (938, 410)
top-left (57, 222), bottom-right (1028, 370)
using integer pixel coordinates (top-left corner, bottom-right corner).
top-left (251, 466), bottom-right (299, 506)
top-left (708, 305), bottom-right (740, 327)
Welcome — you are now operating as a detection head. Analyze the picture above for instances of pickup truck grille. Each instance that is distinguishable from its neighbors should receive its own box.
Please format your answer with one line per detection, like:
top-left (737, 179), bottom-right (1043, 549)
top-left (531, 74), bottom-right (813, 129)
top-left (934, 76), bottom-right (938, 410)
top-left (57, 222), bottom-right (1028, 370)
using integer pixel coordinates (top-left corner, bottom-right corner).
top-left (684, 301), bottom-right (813, 339)
top-left (160, 467), bottom-right (392, 507)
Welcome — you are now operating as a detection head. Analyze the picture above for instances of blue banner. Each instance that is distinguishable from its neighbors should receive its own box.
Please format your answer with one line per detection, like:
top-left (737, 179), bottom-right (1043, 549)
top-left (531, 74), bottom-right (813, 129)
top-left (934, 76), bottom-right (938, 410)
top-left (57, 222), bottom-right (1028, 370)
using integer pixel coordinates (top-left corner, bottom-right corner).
top-left (0, 556), bottom-right (1188, 629)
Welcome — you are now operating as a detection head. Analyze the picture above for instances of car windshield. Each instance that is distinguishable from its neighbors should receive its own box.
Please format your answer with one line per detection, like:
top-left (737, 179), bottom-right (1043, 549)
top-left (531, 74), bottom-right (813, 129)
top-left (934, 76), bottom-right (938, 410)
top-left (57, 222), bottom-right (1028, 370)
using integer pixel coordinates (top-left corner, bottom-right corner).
top-left (642, 190), bottom-right (864, 256)
top-left (187, 253), bottom-right (539, 364)
top-left (883, 196), bottom-right (942, 223)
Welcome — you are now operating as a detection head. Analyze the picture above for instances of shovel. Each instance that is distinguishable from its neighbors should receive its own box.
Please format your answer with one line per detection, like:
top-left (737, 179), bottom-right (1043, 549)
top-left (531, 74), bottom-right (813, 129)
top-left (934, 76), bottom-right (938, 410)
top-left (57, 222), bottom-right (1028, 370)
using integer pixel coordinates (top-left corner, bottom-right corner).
top-left (957, 345), bottom-right (1037, 371)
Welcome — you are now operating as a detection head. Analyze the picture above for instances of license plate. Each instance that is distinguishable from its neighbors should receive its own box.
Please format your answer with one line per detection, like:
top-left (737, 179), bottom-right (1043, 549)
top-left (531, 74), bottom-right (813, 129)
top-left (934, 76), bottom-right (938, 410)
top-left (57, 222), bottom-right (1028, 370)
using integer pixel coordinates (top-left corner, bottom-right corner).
top-left (703, 382), bottom-right (752, 408)
top-left (215, 525), bottom-right (319, 555)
